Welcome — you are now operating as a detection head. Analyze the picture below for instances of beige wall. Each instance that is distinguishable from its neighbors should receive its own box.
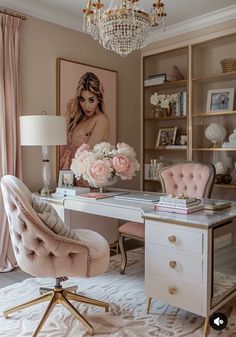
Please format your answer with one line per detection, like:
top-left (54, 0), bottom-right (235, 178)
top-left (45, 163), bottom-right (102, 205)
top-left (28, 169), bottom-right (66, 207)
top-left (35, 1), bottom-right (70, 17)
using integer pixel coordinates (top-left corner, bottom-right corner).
top-left (19, 16), bottom-right (141, 192)
top-left (16, 13), bottom-right (236, 193)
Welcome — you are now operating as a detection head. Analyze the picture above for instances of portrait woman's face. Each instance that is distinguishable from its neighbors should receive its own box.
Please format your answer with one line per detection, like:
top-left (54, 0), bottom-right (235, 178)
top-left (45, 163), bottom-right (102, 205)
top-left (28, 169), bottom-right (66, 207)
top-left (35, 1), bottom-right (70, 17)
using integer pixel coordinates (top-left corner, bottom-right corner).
top-left (79, 90), bottom-right (99, 117)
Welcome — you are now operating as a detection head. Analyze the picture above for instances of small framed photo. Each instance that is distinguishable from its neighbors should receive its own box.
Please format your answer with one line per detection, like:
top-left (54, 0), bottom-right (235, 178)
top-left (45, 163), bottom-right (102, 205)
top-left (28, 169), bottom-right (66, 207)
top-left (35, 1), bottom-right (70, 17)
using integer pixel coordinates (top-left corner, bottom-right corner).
top-left (156, 127), bottom-right (177, 147)
top-left (206, 88), bottom-right (234, 112)
top-left (58, 170), bottom-right (74, 188)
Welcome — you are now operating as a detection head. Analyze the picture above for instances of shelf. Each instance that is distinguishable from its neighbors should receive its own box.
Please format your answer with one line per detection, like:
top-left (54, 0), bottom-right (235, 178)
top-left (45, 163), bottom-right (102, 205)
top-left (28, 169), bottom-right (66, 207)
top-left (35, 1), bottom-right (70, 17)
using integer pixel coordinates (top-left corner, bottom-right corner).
top-left (214, 183), bottom-right (236, 189)
top-left (146, 146), bottom-right (187, 151)
top-left (145, 179), bottom-right (160, 183)
top-left (192, 70), bottom-right (236, 83)
top-left (193, 148), bottom-right (236, 151)
top-left (144, 80), bottom-right (187, 90)
top-left (145, 116), bottom-right (187, 121)
top-left (193, 110), bottom-right (236, 117)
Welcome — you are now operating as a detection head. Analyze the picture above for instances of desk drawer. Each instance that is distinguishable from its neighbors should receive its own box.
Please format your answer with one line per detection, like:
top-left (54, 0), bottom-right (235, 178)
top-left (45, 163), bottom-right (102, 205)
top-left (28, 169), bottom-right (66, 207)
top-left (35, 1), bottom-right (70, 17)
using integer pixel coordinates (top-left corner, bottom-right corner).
top-left (145, 272), bottom-right (202, 315)
top-left (145, 220), bottom-right (203, 254)
top-left (146, 243), bottom-right (203, 286)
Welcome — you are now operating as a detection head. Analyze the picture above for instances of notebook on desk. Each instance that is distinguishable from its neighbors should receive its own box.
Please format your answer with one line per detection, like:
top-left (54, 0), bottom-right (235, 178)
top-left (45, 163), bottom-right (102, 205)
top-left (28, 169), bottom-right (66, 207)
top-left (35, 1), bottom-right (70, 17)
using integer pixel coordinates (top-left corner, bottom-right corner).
top-left (114, 192), bottom-right (160, 203)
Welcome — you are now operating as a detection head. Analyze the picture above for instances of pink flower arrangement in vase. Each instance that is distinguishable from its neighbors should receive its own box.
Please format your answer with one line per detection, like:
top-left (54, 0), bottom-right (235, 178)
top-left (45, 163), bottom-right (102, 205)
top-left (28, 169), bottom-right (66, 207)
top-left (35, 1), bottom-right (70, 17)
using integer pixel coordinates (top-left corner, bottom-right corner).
top-left (70, 142), bottom-right (140, 191)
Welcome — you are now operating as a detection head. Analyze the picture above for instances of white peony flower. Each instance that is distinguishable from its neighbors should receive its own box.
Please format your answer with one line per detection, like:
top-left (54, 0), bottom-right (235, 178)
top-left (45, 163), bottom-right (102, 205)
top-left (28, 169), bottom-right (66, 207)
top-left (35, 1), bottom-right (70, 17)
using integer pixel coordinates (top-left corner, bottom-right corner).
top-left (150, 93), bottom-right (159, 106)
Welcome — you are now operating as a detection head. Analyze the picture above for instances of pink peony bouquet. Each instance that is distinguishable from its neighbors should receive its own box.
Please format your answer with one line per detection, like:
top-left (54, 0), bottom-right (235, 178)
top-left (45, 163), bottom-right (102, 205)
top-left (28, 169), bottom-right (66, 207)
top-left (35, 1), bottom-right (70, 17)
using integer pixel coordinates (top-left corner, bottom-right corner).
top-left (70, 142), bottom-right (140, 188)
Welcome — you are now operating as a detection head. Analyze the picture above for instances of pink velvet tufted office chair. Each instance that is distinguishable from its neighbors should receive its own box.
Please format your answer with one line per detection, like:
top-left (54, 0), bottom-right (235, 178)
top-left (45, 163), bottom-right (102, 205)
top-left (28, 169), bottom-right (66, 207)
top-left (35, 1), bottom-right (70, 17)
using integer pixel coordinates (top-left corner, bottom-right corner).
top-left (1, 175), bottom-right (110, 337)
top-left (159, 162), bottom-right (215, 198)
top-left (118, 162), bottom-right (215, 274)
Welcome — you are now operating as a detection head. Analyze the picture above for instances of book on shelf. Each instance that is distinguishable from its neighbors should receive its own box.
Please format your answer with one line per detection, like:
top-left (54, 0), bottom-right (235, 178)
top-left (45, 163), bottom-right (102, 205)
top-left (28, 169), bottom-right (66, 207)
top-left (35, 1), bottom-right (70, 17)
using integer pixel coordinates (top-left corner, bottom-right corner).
top-left (155, 203), bottom-right (204, 214)
top-left (144, 74), bottom-right (177, 87)
top-left (222, 142), bottom-right (236, 148)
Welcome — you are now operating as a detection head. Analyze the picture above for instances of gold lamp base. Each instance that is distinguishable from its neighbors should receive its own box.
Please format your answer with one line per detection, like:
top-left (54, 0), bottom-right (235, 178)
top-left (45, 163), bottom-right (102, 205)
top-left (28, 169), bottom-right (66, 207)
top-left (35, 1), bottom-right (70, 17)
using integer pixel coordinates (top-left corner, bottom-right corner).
top-left (3, 282), bottom-right (109, 337)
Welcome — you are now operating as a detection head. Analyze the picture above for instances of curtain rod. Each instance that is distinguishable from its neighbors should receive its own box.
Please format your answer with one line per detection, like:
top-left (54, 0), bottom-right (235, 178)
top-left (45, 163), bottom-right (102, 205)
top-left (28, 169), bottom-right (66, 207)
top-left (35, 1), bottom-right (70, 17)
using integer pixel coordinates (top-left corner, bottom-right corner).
top-left (0, 8), bottom-right (27, 20)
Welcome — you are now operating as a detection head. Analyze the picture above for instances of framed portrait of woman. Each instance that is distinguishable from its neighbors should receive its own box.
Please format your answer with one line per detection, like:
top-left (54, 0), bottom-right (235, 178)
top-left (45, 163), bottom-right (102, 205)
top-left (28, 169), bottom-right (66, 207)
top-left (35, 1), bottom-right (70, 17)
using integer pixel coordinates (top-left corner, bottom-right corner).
top-left (56, 58), bottom-right (118, 177)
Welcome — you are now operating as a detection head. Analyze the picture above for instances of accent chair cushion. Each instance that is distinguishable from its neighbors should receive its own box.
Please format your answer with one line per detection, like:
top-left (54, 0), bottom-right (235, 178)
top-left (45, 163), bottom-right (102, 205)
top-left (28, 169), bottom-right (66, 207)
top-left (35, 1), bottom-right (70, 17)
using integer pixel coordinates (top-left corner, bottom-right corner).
top-left (32, 194), bottom-right (79, 240)
top-left (119, 221), bottom-right (144, 239)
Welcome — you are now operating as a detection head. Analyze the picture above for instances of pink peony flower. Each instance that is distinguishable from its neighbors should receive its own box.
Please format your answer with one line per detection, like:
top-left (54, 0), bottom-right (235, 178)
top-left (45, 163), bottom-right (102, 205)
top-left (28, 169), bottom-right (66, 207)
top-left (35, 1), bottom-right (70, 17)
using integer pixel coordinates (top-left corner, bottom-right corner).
top-left (120, 162), bottom-right (136, 180)
top-left (88, 160), bottom-right (113, 187)
top-left (113, 155), bottom-right (131, 173)
top-left (75, 143), bottom-right (90, 158)
top-left (70, 141), bottom-right (140, 187)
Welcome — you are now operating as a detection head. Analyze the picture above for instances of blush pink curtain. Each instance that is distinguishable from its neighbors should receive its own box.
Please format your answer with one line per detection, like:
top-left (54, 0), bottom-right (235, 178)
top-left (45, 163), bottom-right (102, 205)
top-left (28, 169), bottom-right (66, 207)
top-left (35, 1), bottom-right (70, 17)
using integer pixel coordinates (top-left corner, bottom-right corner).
top-left (0, 13), bottom-right (22, 272)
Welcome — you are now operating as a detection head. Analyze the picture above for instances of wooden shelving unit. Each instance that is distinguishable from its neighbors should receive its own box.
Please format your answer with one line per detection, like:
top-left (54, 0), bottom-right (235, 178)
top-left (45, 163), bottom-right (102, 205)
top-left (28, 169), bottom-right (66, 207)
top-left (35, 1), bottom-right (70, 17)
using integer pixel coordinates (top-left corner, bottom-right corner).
top-left (142, 31), bottom-right (236, 199)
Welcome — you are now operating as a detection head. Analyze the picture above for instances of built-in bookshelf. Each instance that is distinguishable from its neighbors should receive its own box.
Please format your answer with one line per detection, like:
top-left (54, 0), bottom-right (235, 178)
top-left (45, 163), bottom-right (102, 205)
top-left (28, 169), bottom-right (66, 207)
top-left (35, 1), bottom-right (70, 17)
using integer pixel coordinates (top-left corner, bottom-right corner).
top-left (141, 31), bottom-right (236, 199)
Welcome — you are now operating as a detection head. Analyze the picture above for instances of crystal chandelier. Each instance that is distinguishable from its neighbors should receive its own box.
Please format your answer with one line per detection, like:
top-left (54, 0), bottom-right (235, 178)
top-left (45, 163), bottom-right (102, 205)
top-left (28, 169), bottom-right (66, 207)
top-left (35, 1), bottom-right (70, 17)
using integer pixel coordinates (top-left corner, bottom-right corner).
top-left (83, 0), bottom-right (167, 57)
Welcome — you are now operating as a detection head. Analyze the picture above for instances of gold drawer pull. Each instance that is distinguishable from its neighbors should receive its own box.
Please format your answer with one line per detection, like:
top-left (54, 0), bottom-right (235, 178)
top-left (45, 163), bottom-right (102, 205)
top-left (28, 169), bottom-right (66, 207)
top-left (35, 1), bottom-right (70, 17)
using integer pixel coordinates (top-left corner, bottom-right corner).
top-left (169, 260), bottom-right (177, 268)
top-left (168, 287), bottom-right (177, 295)
top-left (168, 235), bottom-right (176, 243)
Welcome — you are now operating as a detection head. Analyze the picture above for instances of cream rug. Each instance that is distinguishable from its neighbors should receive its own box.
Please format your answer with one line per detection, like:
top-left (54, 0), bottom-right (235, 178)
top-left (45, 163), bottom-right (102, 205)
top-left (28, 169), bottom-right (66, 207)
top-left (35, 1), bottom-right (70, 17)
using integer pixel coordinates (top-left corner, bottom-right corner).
top-left (0, 248), bottom-right (235, 337)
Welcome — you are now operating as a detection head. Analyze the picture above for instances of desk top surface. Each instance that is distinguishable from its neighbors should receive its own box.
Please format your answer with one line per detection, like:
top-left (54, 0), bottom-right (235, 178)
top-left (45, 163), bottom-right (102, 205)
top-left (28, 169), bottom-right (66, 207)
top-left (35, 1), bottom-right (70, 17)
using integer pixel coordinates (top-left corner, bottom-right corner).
top-left (41, 189), bottom-right (236, 229)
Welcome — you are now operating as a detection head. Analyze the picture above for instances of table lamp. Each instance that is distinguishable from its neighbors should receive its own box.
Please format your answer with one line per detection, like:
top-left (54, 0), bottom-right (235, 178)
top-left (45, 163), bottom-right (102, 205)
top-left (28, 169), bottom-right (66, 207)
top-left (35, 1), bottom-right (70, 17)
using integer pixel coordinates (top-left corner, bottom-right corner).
top-left (20, 115), bottom-right (67, 195)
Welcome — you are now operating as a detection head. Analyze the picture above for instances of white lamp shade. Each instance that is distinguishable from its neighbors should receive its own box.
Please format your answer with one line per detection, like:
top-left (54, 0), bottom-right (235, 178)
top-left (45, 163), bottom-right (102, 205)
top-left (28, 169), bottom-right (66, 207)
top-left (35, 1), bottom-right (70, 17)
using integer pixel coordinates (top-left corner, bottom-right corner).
top-left (20, 115), bottom-right (67, 146)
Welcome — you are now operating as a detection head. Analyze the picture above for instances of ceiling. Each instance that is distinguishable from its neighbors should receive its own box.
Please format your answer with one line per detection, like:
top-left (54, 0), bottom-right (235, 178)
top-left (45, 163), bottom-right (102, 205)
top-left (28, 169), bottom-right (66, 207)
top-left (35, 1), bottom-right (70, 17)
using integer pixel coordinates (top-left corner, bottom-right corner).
top-left (1, 0), bottom-right (236, 43)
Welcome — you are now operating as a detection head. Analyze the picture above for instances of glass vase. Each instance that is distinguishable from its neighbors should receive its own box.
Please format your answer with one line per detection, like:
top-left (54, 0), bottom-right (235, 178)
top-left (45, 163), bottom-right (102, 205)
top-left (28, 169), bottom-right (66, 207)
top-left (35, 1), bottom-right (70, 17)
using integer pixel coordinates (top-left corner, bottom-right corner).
top-left (89, 176), bottom-right (118, 193)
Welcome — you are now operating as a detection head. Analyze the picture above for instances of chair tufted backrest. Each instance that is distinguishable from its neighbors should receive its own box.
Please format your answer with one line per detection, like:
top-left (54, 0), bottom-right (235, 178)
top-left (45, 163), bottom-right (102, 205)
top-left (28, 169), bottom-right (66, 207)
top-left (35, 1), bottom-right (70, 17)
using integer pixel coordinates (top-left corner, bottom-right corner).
top-left (0, 175), bottom-right (92, 278)
top-left (159, 162), bottom-right (215, 198)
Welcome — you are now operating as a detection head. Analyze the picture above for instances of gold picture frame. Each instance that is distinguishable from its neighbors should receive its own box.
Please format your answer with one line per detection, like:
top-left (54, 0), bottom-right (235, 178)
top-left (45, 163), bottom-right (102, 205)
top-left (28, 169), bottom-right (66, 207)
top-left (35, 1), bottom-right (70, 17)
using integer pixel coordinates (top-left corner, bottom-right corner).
top-left (56, 58), bottom-right (118, 181)
top-left (156, 127), bottom-right (177, 147)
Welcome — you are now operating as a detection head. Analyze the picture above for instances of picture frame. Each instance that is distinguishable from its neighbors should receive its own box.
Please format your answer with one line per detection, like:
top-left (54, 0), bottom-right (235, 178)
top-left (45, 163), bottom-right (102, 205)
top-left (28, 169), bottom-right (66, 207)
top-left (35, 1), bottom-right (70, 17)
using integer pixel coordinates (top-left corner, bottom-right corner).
top-left (58, 170), bottom-right (75, 188)
top-left (206, 88), bottom-right (234, 112)
top-left (156, 127), bottom-right (177, 147)
top-left (56, 58), bottom-right (118, 180)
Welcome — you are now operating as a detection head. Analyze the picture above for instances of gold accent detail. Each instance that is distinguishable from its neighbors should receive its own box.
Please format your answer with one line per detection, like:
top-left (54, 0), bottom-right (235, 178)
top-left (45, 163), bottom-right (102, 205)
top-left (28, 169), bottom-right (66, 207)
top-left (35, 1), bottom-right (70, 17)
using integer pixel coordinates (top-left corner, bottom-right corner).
top-left (168, 235), bottom-right (176, 243)
top-left (203, 316), bottom-right (210, 337)
top-left (147, 297), bottom-right (152, 314)
top-left (169, 260), bottom-right (177, 268)
top-left (143, 215), bottom-right (207, 229)
top-left (3, 286), bottom-right (109, 337)
top-left (0, 9), bottom-right (27, 20)
top-left (168, 286), bottom-right (177, 295)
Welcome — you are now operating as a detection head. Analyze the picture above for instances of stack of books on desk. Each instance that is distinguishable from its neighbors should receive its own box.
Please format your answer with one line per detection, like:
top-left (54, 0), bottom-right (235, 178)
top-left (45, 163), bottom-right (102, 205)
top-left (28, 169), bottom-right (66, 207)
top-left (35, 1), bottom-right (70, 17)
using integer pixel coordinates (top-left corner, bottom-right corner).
top-left (154, 195), bottom-right (204, 214)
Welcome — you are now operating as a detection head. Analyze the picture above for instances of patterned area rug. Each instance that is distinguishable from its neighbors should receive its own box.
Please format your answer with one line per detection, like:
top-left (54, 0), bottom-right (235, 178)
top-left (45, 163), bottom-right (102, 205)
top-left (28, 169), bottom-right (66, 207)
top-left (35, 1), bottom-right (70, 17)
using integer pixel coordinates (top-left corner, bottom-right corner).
top-left (0, 248), bottom-right (236, 337)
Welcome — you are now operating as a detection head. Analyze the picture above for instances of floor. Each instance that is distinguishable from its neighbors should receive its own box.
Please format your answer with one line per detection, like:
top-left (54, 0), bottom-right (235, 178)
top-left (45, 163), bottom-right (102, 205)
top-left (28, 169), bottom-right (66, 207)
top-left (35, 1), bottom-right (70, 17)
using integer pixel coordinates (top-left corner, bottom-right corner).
top-left (0, 239), bottom-right (143, 289)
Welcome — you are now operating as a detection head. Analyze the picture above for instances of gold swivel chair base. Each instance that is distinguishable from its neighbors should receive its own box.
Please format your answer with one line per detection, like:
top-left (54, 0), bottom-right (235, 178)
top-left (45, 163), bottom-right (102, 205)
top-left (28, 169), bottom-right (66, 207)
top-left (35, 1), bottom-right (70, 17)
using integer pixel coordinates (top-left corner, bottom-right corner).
top-left (3, 277), bottom-right (109, 337)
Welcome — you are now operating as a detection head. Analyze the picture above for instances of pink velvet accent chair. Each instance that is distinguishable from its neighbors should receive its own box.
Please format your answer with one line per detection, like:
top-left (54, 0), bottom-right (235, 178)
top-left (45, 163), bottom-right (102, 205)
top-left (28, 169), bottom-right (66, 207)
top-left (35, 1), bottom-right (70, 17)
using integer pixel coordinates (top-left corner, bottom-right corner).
top-left (118, 162), bottom-right (215, 274)
top-left (1, 175), bottom-right (110, 337)
top-left (159, 162), bottom-right (215, 198)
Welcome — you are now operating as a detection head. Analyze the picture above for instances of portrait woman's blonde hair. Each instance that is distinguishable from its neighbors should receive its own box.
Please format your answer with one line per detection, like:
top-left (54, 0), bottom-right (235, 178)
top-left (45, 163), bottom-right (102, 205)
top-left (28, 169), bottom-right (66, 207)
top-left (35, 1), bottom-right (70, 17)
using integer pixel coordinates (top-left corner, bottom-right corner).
top-left (67, 72), bottom-right (105, 141)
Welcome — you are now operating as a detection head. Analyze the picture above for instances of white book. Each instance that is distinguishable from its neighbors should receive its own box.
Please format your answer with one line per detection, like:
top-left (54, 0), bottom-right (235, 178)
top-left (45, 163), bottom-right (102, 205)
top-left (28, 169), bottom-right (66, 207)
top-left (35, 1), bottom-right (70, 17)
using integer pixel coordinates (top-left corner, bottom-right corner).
top-left (159, 195), bottom-right (197, 206)
top-left (144, 78), bottom-right (165, 86)
top-left (222, 142), bottom-right (236, 148)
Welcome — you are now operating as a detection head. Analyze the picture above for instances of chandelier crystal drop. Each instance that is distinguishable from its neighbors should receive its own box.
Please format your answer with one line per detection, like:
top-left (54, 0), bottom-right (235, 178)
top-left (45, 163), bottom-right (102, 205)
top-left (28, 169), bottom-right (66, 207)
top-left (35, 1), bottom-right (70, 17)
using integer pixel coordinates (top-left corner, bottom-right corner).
top-left (83, 0), bottom-right (167, 57)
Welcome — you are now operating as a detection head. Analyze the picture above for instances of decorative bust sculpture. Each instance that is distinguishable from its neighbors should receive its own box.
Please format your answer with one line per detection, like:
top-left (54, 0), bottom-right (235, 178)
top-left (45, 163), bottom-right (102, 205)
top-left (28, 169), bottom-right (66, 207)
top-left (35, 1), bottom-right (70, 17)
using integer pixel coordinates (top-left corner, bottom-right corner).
top-left (229, 129), bottom-right (236, 142)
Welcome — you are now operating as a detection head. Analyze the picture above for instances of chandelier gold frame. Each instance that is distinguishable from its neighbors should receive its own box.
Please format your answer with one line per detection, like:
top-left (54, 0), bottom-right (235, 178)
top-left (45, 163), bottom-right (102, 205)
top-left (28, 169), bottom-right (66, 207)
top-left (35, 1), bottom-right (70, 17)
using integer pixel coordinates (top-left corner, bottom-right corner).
top-left (83, 0), bottom-right (167, 56)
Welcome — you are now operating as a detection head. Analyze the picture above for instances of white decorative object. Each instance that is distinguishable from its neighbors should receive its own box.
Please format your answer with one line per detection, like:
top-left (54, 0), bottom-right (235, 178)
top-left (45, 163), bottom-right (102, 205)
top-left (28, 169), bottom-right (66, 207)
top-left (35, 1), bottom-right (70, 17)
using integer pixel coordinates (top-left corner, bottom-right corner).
top-left (205, 123), bottom-right (226, 147)
top-left (214, 162), bottom-right (227, 175)
top-left (180, 135), bottom-right (188, 145)
top-left (229, 129), bottom-right (236, 142)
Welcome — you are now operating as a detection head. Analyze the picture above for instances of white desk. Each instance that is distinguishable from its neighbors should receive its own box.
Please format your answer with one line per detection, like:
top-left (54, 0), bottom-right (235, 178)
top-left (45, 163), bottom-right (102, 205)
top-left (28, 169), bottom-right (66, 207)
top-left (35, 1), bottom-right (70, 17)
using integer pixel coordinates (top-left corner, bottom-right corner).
top-left (43, 191), bottom-right (236, 337)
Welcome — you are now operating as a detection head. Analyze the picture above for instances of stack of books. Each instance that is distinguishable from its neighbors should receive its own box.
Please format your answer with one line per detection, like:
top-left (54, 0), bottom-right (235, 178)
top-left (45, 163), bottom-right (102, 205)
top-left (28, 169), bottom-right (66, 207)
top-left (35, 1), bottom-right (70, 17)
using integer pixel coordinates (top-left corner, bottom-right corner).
top-left (144, 74), bottom-right (177, 87)
top-left (154, 195), bottom-right (203, 214)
